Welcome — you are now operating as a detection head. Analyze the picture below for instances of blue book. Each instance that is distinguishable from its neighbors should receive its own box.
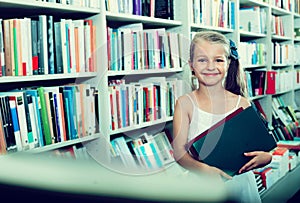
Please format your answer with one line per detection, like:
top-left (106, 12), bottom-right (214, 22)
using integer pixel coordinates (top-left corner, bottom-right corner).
top-left (120, 84), bottom-right (127, 127)
top-left (26, 90), bottom-right (44, 147)
top-left (63, 86), bottom-right (78, 139)
top-left (63, 89), bottom-right (77, 140)
top-left (229, 1), bottom-right (235, 29)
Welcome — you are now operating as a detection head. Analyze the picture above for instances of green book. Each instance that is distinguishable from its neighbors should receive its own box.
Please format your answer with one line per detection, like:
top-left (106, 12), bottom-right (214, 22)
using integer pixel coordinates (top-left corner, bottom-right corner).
top-left (187, 105), bottom-right (277, 177)
top-left (37, 87), bottom-right (52, 145)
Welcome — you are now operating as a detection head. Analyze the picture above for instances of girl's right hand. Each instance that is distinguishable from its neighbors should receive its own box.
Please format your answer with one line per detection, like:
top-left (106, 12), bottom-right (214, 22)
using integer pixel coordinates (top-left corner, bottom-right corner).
top-left (201, 164), bottom-right (232, 180)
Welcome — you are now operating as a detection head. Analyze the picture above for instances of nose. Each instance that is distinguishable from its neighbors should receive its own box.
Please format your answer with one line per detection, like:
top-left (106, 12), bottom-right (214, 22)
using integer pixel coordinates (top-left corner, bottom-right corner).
top-left (206, 60), bottom-right (216, 70)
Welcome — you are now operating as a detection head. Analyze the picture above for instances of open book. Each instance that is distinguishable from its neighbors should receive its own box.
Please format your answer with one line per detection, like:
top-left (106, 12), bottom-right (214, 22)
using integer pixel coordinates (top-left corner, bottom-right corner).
top-left (186, 105), bottom-right (277, 176)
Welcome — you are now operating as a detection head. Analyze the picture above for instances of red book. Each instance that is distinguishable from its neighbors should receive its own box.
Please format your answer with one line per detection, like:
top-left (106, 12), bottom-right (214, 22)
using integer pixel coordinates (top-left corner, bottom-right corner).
top-left (266, 71), bottom-right (277, 94)
top-left (143, 86), bottom-right (150, 122)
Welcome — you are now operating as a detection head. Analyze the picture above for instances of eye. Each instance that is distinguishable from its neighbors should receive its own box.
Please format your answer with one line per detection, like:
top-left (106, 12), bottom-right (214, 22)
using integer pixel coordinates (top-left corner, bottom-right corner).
top-left (198, 58), bottom-right (208, 63)
top-left (215, 59), bottom-right (225, 63)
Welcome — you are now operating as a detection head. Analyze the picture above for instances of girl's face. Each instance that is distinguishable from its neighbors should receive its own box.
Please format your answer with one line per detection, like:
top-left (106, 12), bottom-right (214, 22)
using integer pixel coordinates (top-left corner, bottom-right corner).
top-left (190, 40), bottom-right (229, 87)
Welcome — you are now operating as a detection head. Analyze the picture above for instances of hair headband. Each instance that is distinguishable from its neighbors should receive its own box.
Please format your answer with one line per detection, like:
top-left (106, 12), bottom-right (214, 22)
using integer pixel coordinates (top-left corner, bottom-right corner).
top-left (229, 39), bottom-right (239, 60)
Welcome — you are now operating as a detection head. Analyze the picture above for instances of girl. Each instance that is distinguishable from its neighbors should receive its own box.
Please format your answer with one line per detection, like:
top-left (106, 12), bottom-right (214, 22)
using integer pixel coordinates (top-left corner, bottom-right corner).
top-left (172, 31), bottom-right (272, 202)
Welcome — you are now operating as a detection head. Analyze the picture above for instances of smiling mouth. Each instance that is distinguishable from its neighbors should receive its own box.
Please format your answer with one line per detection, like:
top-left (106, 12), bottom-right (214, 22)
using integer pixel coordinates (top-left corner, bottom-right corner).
top-left (202, 73), bottom-right (219, 76)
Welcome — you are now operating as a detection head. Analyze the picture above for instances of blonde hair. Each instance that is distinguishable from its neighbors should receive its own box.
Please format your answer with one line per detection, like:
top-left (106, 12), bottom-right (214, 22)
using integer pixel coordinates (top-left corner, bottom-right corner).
top-left (189, 31), bottom-right (248, 97)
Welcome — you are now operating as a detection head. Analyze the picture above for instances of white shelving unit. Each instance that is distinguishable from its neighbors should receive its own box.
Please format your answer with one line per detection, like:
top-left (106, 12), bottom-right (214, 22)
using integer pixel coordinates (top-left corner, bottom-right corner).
top-left (0, 0), bottom-right (102, 157)
top-left (1, 0), bottom-right (300, 201)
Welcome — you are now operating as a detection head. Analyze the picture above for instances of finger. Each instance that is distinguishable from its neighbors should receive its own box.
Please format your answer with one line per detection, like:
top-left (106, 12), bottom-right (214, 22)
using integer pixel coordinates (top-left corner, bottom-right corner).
top-left (244, 151), bottom-right (258, 157)
top-left (239, 161), bottom-right (255, 173)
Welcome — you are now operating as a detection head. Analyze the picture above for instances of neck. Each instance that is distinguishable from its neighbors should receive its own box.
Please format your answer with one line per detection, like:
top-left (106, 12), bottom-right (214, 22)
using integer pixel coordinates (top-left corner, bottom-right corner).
top-left (196, 84), bottom-right (227, 99)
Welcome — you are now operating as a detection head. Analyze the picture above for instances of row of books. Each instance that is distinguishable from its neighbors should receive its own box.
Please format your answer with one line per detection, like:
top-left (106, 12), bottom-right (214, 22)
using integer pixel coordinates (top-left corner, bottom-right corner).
top-left (105, 0), bottom-right (174, 20)
top-left (245, 69), bottom-right (297, 98)
top-left (0, 16), bottom-right (96, 77)
top-left (50, 144), bottom-right (92, 161)
top-left (271, 0), bottom-right (294, 11)
top-left (264, 69), bottom-right (297, 95)
top-left (239, 6), bottom-right (267, 34)
top-left (294, 45), bottom-right (300, 65)
top-left (192, 0), bottom-right (236, 29)
top-left (271, 15), bottom-right (286, 37)
top-left (108, 77), bottom-right (178, 131)
top-left (35, 0), bottom-right (100, 8)
top-left (271, 96), bottom-right (298, 141)
top-left (245, 70), bottom-right (267, 97)
top-left (272, 43), bottom-right (294, 65)
top-left (0, 84), bottom-right (99, 155)
top-left (107, 23), bottom-right (184, 71)
top-left (239, 41), bottom-right (266, 67)
top-left (110, 131), bottom-right (174, 172)
top-left (254, 147), bottom-right (300, 192)
top-left (295, 0), bottom-right (300, 14)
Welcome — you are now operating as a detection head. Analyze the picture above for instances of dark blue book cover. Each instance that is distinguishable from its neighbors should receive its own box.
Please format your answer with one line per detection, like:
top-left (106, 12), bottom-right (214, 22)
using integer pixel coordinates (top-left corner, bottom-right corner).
top-left (187, 106), bottom-right (277, 177)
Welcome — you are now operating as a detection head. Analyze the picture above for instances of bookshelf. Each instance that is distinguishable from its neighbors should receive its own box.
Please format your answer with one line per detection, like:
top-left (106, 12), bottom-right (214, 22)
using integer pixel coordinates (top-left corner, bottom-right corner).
top-left (0, 0), bottom-right (102, 158)
top-left (1, 0), bottom-right (300, 201)
top-left (86, 0), bottom-right (191, 173)
top-left (260, 164), bottom-right (300, 203)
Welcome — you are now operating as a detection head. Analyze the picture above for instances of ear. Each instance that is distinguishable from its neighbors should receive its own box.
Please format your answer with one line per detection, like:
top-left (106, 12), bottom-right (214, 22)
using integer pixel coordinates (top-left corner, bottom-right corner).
top-left (188, 60), bottom-right (193, 70)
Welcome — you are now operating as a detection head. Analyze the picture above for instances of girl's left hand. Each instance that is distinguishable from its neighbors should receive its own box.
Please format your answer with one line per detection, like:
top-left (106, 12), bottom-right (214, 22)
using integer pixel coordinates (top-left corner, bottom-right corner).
top-left (238, 151), bottom-right (272, 174)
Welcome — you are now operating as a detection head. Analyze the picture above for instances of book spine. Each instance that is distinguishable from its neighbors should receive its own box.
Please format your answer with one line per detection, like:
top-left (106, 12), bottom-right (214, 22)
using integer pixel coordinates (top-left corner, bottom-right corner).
top-left (47, 15), bottom-right (55, 74)
top-left (37, 87), bottom-right (52, 145)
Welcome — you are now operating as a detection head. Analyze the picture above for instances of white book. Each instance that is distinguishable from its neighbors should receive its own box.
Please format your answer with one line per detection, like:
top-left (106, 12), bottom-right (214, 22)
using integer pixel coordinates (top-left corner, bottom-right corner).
top-left (83, 84), bottom-right (92, 135)
top-left (168, 32), bottom-right (180, 68)
top-left (111, 136), bottom-right (138, 169)
top-left (23, 17), bottom-right (33, 76)
top-left (127, 84), bottom-right (134, 127)
top-left (239, 6), bottom-right (261, 33)
top-left (26, 95), bottom-right (39, 149)
top-left (73, 85), bottom-right (83, 137)
top-left (193, 0), bottom-right (200, 24)
top-left (90, 86), bottom-right (96, 134)
top-left (153, 131), bottom-right (174, 165)
top-left (118, 27), bottom-right (133, 71)
top-left (59, 19), bottom-right (69, 73)
top-left (84, 20), bottom-right (94, 72)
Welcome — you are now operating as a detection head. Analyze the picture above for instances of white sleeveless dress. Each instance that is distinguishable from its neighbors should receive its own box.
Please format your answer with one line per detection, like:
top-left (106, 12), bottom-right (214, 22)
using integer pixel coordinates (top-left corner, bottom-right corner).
top-left (186, 93), bottom-right (261, 203)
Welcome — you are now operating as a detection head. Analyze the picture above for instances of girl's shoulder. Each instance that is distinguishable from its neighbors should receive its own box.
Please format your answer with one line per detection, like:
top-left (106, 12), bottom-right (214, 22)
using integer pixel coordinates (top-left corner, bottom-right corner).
top-left (176, 92), bottom-right (195, 114)
top-left (227, 91), bottom-right (251, 109)
top-left (177, 92), bottom-right (195, 104)
top-left (239, 96), bottom-right (251, 109)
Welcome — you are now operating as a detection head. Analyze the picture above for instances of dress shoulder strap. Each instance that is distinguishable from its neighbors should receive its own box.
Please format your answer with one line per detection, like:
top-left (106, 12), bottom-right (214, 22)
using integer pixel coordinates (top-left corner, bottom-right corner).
top-left (186, 93), bottom-right (195, 105)
top-left (235, 95), bottom-right (242, 109)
